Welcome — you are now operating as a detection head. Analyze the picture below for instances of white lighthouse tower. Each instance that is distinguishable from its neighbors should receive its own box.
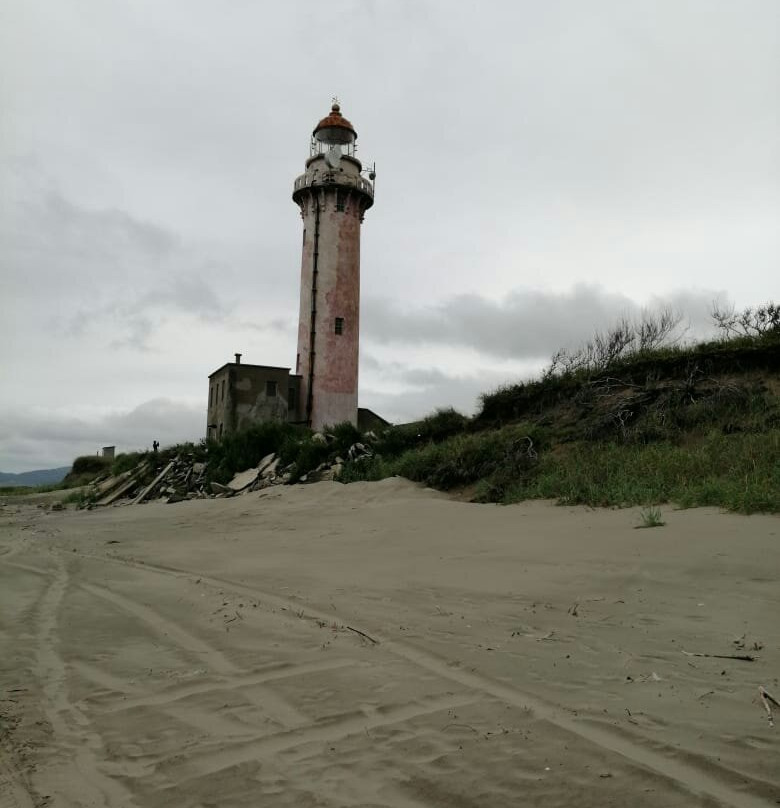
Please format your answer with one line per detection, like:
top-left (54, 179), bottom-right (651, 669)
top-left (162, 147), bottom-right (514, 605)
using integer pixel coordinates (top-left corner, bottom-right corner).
top-left (292, 102), bottom-right (375, 430)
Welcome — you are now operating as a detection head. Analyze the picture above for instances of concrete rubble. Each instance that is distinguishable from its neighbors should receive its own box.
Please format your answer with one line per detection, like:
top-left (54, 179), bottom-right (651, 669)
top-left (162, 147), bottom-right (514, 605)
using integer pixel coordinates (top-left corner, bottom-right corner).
top-left (85, 442), bottom-right (373, 507)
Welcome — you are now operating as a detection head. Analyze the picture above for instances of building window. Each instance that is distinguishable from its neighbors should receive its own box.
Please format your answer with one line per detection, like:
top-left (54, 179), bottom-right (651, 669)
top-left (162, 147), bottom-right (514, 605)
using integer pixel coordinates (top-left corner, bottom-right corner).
top-left (288, 387), bottom-right (296, 409)
top-left (334, 317), bottom-right (344, 335)
top-left (302, 228), bottom-right (306, 246)
top-left (218, 423), bottom-right (223, 438)
top-left (266, 380), bottom-right (277, 397)
top-left (221, 380), bottom-right (225, 401)
top-left (336, 190), bottom-right (346, 211)
top-left (209, 386), bottom-right (213, 407)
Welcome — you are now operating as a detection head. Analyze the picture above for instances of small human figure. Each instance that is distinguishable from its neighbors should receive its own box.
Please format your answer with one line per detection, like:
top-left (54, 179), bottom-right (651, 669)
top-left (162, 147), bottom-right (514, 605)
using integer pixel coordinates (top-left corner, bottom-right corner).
top-left (152, 440), bottom-right (160, 453)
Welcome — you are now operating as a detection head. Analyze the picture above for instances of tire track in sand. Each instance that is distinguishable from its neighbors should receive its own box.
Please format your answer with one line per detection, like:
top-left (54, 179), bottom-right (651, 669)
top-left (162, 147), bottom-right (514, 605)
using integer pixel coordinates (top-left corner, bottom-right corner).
top-left (157, 693), bottom-right (479, 784)
top-left (81, 658), bottom-right (354, 715)
top-left (79, 581), bottom-right (239, 676)
top-left (5, 561), bottom-right (317, 736)
top-left (0, 557), bottom-right (49, 808)
top-left (77, 550), bottom-right (775, 808)
top-left (27, 556), bottom-right (137, 807)
top-left (0, 740), bottom-right (36, 808)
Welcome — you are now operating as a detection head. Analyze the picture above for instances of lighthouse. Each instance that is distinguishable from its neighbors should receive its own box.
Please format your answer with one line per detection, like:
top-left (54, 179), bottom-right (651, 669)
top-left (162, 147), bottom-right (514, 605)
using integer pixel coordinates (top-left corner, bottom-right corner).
top-left (292, 102), bottom-right (375, 430)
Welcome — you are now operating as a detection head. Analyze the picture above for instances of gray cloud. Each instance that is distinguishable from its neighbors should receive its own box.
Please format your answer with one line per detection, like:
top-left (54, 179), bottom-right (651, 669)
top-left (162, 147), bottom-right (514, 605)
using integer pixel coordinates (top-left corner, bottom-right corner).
top-left (0, 399), bottom-right (204, 472)
top-left (363, 285), bottom-right (720, 361)
top-left (43, 191), bottom-right (177, 257)
top-left (361, 368), bottom-right (517, 425)
top-left (77, 270), bottom-right (229, 350)
top-left (1, 1), bottom-right (777, 470)
top-left (2, 165), bottom-right (230, 349)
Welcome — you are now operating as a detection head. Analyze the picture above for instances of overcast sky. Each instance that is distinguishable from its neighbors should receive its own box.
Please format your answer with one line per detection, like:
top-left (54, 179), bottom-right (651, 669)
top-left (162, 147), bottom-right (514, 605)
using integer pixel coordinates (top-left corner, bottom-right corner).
top-left (1, 0), bottom-right (778, 471)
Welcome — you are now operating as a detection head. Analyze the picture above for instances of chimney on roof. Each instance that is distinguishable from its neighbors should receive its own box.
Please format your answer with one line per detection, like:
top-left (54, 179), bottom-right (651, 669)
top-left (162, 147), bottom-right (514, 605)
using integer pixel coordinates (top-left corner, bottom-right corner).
top-left (234, 353), bottom-right (242, 365)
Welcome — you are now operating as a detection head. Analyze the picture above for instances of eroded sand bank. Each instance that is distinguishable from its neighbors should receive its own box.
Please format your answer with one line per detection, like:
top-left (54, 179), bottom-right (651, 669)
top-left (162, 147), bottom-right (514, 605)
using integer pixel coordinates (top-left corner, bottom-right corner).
top-left (1, 478), bottom-right (778, 807)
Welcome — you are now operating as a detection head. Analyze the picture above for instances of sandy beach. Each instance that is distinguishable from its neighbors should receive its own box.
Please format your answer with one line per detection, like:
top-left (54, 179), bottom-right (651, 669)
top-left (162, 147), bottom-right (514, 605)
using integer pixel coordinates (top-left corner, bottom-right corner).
top-left (1, 478), bottom-right (778, 807)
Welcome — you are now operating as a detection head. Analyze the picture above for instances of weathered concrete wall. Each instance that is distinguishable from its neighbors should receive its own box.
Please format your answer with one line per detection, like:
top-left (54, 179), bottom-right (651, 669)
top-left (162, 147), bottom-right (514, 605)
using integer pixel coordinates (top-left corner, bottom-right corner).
top-left (295, 154), bottom-right (371, 430)
top-left (234, 366), bottom-right (290, 431)
top-left (206, 369), bottom-right (230, 439)
top-left (207, 364), bottom-right (300, 438)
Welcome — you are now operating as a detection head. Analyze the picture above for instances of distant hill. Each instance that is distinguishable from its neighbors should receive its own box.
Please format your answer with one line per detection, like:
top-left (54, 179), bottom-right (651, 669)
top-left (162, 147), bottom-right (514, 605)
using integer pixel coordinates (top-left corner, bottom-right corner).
top-left (0, 467), bottom-right (71, 487)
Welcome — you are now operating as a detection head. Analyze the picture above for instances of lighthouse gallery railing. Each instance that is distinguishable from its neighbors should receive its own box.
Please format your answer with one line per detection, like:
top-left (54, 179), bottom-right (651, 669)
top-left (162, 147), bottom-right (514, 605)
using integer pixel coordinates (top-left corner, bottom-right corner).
top-left (293, 172), bottom-right (374, 199)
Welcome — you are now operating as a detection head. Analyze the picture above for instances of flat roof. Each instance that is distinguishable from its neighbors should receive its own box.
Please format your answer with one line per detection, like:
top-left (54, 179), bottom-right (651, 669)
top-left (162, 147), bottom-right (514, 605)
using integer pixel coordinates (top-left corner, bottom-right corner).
top-left (208, 362), bottom-right (291, 378)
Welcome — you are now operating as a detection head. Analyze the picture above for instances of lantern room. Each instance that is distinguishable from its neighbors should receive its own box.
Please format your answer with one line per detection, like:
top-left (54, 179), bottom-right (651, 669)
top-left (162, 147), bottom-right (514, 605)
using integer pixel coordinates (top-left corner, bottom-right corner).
top-left (310, 102), bottom-right (358, 160)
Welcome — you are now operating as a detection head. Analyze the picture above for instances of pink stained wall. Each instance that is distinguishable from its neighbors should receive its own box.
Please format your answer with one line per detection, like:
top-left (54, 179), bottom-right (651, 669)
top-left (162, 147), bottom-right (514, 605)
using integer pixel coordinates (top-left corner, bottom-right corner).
top-left (295, 188), bottom-right (364, 430)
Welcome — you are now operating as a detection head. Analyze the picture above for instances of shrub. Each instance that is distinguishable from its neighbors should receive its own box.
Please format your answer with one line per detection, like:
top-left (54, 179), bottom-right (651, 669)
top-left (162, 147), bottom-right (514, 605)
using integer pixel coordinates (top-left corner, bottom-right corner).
top-left (206, 422), bottom-right (303, 484)
top-left (62, 455), bottom-right (112, 487)
top-left (507, 430), bottom-right (780, 513)
top-left (343, 425), bottom-right (541, 492)
top-left (365, 408), bottom-right (471, 459)
top-left (70, 455), bottom-right (111, 477)
top-left (280, 439), bottom-right (331, 482)
top-left (637, 506), bottom-right (665, 528)
top-left (477, 315), bottom-right (780, 428)
top-left (712, 301), bottom-right (780, 338)
top-left (60, 488), bottom-right (97, 509)
top-left (324, 421), bottom-right (363, 459)
top-left (112, 451), bottom-right (149, 476)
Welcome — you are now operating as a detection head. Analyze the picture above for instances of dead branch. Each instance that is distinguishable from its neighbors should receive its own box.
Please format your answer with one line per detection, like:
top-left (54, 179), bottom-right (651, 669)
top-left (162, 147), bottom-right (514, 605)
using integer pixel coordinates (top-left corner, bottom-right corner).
top-left (759, 686), bottom-right (779, 727)
top-left (712, 300), bottom-right (780, 338)
top-left (681, 650), bottom-right (756, 662)
top-left (346, 625), bottom-right (378, 644)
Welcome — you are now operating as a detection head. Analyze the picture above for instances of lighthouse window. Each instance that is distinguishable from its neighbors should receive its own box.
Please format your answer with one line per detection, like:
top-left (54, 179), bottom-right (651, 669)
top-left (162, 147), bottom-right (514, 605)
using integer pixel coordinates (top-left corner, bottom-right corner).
top-left (336, 191), bottom-right (346, 212)
top-left (334, 317), bottom-right (344, 335)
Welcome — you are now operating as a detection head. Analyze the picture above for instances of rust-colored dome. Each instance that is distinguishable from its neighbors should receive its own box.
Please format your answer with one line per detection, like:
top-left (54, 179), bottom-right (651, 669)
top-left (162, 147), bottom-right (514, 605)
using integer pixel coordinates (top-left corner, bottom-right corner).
top-left (313, 102), bottom-right (357, 140)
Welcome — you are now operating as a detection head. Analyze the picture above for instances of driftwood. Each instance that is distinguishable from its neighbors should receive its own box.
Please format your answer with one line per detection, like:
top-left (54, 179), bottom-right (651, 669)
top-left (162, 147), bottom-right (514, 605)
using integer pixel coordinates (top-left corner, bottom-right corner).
top-left (132, 461), bottom-right (174, 505)
top-left (759, 686), bottom-right (779, 727)
top-left (94, 469), bottom-right (133, 496)
top-left (346, 626), bottom-right (378, 644)
top-left (681, 650), bottom-right (756, 662)
top-left (95, 469), bottom-right (146, 506)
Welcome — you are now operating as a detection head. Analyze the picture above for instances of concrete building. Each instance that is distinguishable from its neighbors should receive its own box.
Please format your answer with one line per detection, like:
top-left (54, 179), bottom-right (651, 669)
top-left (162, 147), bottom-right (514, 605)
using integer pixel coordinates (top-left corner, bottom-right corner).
top-left (293, 102), bottom-right (375, 430)
top-left (206, 102), bottom-right (378, 439)
top-left (207, 354), bottom-right (303, 440)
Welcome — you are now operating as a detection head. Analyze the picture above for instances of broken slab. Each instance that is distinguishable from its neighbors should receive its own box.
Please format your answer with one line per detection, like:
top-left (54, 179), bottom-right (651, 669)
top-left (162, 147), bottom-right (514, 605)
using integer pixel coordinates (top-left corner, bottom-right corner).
top-left (261, 457), bottom-right (281, 478)
top-left (132, 461), bottom-right (174, 505)
top-left (227, 467), bottom-right (259, 492)
top-left (96, 469), bottom-right (145, 506)
top-left (94, 470), bottom-right (133, 496)
top-left (210, 481), bottom-right (234, 496)
top-left (257, 453), bottom-right (277, 474)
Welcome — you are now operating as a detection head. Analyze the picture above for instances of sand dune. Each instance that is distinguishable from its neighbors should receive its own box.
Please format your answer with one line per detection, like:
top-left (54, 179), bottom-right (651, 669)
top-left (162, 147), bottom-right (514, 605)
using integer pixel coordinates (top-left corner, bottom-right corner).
top-left (1, 479), bottom-right (778, 807)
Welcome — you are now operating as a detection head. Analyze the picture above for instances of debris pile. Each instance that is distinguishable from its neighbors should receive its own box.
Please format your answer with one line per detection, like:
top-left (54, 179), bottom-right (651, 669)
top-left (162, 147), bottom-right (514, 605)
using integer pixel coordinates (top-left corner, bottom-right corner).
top-left (297, 441), bottom-right (373, 483)
top-left (92, 456), bottom-right (208, 507)
top-left (85, 441), bottom-right (373, 507)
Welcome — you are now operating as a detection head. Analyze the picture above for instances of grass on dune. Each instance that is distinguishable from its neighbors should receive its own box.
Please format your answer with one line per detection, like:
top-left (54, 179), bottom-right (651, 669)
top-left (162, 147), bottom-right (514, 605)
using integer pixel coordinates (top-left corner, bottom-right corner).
top-left (342, 428), bottom-right (780, 514)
